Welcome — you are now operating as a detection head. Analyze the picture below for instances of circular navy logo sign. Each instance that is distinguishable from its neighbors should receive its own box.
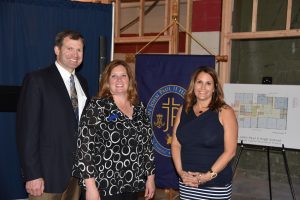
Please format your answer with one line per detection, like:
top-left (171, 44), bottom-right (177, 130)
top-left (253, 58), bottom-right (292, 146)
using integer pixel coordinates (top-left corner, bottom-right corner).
top-left (146, 85), bottom-right (186, 157)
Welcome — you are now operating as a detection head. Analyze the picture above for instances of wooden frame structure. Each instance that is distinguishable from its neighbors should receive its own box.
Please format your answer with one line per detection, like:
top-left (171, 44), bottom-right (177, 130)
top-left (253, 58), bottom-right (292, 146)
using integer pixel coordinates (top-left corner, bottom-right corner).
top-left (114, 0), bottom-right (185, 54)
top-left (74, 0), bottom-right (193, 55)
top-left (114, 0), bottom-right (174, 50)
top-left (220, 0), bottom-right (300, 83)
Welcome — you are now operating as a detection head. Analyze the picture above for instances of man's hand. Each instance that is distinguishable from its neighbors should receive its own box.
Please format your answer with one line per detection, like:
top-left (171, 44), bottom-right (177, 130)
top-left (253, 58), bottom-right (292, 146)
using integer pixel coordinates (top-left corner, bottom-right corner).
top-left (26, 178), bottom-right (44, 196)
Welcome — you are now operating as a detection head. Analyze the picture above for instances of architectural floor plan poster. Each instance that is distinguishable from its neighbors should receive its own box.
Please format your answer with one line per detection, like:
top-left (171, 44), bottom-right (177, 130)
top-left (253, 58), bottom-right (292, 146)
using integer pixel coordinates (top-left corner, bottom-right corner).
top-left (224, 84), bottom-right (300, 150)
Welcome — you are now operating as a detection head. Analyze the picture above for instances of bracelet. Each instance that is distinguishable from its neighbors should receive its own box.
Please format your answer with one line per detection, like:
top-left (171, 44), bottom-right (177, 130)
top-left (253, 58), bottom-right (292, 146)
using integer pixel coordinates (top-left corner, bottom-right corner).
top-left (209, 169), bottom-right (218, 179)
top-left (197, 174), bottom-right (202, 183)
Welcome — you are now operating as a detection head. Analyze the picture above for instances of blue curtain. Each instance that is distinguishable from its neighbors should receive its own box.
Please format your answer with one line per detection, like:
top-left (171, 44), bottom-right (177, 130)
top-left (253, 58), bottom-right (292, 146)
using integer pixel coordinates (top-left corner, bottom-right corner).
top-left (0, 0), bottom-right (112, 199)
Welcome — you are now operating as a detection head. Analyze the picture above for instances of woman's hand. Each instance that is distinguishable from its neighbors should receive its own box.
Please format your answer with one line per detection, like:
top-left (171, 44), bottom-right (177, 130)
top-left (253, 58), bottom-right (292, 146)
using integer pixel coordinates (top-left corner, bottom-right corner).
top-left (197, 172), bottom-right (211, 186)
top-left (86, 186), bottom-right (100, 200)
top-left (145, 175), bottom-right (155, 200)
top-left (85, 178), bottom-right (101, 200)
top-left (180, 171), bottom-right (199, 188)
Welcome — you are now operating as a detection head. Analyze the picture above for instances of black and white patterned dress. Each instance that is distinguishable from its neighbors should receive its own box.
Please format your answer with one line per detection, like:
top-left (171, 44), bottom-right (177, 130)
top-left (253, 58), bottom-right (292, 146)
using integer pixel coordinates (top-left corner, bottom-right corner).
top-left (72, 97), bottom-right (155, 197)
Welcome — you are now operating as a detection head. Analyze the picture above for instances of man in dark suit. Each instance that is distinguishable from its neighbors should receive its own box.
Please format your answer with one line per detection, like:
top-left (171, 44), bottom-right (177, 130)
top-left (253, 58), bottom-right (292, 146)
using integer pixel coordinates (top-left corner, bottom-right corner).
top-left (16, 30), bottom-right (89, 200)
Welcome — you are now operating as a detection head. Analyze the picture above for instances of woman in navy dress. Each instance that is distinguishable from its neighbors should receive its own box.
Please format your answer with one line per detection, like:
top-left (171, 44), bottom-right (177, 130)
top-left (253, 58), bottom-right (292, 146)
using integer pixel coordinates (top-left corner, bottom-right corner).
top-left (171, 67), bottom-right (238, 200)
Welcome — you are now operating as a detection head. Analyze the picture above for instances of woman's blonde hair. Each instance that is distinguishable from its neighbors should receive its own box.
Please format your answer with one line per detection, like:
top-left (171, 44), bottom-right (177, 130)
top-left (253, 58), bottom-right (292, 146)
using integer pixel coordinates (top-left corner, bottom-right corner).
top-left (97, 59), bottom-right (138, 106)
top-left (184, 67), bottom-right (226, 113)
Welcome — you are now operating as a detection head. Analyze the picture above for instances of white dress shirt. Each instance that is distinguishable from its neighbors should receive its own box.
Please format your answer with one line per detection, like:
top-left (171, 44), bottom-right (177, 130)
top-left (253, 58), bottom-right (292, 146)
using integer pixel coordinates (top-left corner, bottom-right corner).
top-left (55, 61), bottom-right (87, 120)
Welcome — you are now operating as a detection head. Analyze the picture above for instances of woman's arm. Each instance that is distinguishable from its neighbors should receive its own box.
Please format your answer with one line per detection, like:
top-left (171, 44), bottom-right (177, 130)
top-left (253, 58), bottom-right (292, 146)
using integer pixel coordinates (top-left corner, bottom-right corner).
top-left (144, 174), bottom-right (155, 200)
top-left (198, 106), bottom-right (238, 184)
top-left (73, 100), bottom-right (101, 196)
top-left (171, 106), bottom-right (199, 187)
top-left (171, 106), bottom-right (183, 177)
top-left (141, 103), bottom-right (156, 199)
top-left (142, 103), bottom-right (155, 176)
top-left (85, 178), bottom-right (100, 200)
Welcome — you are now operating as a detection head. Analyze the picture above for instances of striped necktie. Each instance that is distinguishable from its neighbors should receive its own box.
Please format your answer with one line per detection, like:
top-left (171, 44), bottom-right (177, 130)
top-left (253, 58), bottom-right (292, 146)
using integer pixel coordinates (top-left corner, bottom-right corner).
top-left (70, 74), bottom-right (79, 122)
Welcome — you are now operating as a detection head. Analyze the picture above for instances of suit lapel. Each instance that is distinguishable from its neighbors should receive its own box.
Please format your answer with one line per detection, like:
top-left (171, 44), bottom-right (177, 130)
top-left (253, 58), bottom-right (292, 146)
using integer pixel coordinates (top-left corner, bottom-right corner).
top-left (47, 65), bottom-right (76, 118)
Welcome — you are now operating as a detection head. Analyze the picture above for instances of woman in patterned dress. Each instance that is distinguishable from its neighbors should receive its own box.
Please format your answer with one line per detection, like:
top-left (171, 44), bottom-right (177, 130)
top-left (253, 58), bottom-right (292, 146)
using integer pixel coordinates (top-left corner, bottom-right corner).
top-left (72, 59), bottom-right (155, 200)
top-left (171, 67), bottom-right (238, 200)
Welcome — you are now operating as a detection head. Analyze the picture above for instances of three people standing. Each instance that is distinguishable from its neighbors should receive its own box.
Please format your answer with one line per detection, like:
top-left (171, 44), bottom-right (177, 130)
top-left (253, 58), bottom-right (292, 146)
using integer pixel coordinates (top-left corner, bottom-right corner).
top-left (17, 30), bottom-right (236, 200)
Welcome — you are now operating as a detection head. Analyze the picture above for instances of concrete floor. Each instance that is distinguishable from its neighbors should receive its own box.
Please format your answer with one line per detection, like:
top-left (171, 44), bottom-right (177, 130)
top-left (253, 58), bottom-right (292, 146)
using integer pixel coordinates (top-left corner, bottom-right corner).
top-left (138, 172), bottom-right (300, 200)
top-left (231, 172), bottom-right (300, 200)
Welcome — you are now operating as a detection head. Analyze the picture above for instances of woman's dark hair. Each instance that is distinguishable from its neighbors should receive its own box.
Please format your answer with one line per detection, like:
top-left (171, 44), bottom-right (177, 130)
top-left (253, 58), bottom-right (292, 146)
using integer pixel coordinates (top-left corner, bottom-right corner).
top-left (184, 67), bottom-right (226, 113)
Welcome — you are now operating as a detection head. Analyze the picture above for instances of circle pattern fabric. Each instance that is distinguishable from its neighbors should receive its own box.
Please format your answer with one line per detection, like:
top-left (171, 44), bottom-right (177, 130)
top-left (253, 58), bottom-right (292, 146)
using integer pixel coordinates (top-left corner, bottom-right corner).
top-left (72, 98), bottom-right (155, 196)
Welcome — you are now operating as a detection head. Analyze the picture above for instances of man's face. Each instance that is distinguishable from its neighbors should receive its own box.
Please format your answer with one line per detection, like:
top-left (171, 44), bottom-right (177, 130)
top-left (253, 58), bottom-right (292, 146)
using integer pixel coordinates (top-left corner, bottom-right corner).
top-left (54, 36), bottom-right (84, 73)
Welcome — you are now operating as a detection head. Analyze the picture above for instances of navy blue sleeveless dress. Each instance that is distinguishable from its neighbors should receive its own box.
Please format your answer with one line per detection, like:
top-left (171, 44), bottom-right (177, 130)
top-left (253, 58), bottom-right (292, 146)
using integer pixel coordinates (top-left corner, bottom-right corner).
top-left (176, 108), bottom-right (232, 199)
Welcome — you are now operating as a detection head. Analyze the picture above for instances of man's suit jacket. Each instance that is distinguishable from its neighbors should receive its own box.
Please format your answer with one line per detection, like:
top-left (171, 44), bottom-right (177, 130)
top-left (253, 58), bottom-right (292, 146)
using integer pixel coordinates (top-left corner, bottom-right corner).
top-left (16, 64), bottom-right (89, 193)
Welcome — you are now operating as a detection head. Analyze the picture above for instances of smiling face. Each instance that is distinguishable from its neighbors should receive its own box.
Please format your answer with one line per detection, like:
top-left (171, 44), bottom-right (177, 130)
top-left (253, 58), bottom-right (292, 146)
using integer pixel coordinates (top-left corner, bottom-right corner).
top-left (54, 36), bottom-right (84, 73)
top-left (108, 65), bottom-right (129, 96)
top-left (194, 72), bottom-right (215, 103)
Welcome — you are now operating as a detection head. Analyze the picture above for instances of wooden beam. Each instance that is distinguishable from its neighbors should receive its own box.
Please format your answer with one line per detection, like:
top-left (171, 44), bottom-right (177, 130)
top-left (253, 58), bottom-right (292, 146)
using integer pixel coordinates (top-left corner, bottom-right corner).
top-left (164, 0), bottom-right (171, 35)
top-left (286, 0), bottom-right (292, 30)
top-left (219, 0), bottom-right (233, 84)
top-left (139, 0), bottom-right (145, 36)
top-left (251, 0), bottom-right (258, 32)
top-left (115, 35), bottom-right (171, 43)
top-left (170, 0), bottom-right (179, 53)
top-left (226, 29), bottom-right (300, 40)
top-left (115, 0), bottom-right (121, 37)
top-left (185, 0), bottom-right (192, 54)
